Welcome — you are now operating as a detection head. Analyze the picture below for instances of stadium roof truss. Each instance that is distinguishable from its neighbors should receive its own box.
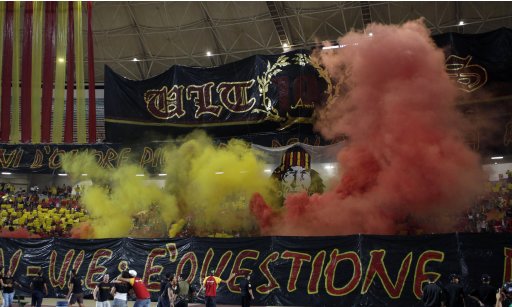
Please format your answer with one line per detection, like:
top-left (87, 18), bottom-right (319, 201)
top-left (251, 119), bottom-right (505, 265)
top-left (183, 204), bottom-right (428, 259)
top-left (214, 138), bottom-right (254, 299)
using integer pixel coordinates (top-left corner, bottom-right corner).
top-left (79, 1), bottom-right (512, 82)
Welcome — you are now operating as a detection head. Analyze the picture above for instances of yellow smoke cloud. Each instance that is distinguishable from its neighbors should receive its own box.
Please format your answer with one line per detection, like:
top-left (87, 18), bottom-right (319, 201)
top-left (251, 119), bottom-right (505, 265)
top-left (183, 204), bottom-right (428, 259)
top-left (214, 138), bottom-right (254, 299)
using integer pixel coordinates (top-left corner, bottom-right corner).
top-left (62, 131), bottom-right (277, 238)
top-left (62, 153), bottom-right (178, 238)
top-left (61, 150), bottom-right (109, 182)
top-left (168, 218), bottom-right (186, 237)
top-left (162, 131), bottom-right (278, 235)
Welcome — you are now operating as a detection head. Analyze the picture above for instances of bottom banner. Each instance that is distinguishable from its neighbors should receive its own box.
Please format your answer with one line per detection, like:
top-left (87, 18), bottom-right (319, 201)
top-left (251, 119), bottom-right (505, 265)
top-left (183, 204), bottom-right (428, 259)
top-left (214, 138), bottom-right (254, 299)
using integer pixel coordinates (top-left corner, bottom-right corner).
top-left (0, 234), bottom-right (510, 306)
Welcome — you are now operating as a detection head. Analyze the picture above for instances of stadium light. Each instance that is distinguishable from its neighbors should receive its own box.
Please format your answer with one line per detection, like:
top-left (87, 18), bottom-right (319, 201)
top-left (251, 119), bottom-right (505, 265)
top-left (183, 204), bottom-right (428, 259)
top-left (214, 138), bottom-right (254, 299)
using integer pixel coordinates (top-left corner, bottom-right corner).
top-left (322, 44), bottom-right (348, 50)
top-left (322, 45), bottom-right (340, 50)
top-left (491, 156), bottom-right (504, 160)
top-left (1, 172), bottom-right (12, 175)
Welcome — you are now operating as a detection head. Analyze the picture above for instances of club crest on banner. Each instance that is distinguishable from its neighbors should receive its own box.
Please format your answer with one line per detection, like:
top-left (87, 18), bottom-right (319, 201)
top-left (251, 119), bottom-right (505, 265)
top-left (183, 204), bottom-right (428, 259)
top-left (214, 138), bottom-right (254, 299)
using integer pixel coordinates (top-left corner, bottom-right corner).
top-left (271, 146), bottom-right (325, 198)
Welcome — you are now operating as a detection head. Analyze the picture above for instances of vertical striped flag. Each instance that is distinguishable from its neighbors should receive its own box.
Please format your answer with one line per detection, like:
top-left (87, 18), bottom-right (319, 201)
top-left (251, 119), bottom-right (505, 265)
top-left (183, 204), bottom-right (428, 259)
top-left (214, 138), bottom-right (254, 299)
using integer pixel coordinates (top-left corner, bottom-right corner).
top-left (0, 1), bottom-right (96, 144)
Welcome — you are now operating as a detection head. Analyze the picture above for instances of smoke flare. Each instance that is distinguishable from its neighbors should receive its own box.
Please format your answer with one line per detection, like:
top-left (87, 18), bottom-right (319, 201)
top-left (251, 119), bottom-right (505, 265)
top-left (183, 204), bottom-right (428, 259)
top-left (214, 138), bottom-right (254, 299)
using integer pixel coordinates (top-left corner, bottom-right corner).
top-left (250, 20), bottom-right (487, 235)
top-left (63, 131), bottom-right (277, 238)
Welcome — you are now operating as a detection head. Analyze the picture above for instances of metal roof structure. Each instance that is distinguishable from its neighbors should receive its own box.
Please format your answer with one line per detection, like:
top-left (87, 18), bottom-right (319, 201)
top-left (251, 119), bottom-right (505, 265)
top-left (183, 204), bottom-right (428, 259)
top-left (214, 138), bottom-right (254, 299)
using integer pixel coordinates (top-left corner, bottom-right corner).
top-left (91, 1), bottom-right (512, 82)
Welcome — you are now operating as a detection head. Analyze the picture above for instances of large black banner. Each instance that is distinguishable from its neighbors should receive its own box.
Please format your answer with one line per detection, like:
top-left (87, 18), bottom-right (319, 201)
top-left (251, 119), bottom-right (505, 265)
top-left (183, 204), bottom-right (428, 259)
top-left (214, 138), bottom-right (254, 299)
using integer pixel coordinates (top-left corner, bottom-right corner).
top-left (105, 49), bottom-right (329, 143)
top-left (1, 234), bottom-right (512, 306)
top-left (433, 27), bottom-right (512, 96)
top-left (105, 29), bottom-right (512, 145)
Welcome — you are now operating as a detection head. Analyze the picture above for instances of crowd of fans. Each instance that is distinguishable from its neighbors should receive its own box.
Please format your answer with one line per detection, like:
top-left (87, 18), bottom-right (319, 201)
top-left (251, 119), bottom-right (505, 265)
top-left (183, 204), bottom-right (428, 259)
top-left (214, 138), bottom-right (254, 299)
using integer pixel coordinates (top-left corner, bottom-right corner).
top-left (2, 171), bottom-right (512, 238)
top-left (456, 174), bottom-right (512, 233)
top-left (0, 182), bottom-right (87, 237)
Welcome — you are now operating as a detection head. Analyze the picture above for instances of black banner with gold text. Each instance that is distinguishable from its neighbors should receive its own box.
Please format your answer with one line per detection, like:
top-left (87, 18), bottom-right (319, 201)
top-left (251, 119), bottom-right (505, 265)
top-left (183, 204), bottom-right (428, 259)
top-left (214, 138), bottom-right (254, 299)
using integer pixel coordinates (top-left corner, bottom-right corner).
top-left (0, 234), bottom-right (511, 306)
top-left (105, 50), bottom-right (330, 143)
top-left (104, 29), bottom-right (512, 145)
top-left (0, 131), bottom-right (335, 174)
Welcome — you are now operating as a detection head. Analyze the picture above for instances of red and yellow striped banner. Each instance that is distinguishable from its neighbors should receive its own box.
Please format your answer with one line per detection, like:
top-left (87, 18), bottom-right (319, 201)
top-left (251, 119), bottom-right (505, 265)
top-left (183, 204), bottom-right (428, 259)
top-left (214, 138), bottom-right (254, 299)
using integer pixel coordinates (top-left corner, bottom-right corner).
top-left (0, 1), bottom-right (96, 144)
top-left (31, 1), bottom-right (43, 143)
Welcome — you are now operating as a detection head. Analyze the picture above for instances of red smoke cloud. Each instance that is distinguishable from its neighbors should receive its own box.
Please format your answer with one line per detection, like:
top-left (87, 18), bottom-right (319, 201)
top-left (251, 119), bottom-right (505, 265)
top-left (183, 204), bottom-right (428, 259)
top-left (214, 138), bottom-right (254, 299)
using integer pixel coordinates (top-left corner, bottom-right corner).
top-left (70, 222), bottom-right (95, 239)
top-left (0, 227), bottom-right (41, 239)
top-left (250, 20), bottom-right (487, 235)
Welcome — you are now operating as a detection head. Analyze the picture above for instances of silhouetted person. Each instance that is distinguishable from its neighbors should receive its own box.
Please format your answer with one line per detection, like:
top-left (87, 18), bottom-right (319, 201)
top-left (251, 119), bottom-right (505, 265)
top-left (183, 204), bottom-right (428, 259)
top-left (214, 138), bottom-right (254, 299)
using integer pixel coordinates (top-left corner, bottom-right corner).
top-left (111, 270), bottom-right (131, 307)
top-left (239, 273), bottom-right (254, 307)
top-left (468, 274), bottom-right (497, 307)
top-left (93, 274), bottom-right (112, 307)
top-left (30, 270), bottom-right (48, 307)
top-left (67, 269), bottom-right (85, 307)
top-left (422, 275), bottom-right (446, 307)
top-left (445, 274), bottom-right (465, 307)
top-left (1, 270), bottom-right (15, 307)
top-left (157, 273), bottom-right (171, 307)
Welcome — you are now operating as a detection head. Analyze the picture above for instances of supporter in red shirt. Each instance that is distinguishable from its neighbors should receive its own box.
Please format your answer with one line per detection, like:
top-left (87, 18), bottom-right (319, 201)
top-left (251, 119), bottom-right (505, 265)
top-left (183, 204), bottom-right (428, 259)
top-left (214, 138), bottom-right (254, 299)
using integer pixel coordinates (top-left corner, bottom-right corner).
top-left (197, 270), bottom-right (235, 307)
top-left (117, 270), bottom-right (150, 307)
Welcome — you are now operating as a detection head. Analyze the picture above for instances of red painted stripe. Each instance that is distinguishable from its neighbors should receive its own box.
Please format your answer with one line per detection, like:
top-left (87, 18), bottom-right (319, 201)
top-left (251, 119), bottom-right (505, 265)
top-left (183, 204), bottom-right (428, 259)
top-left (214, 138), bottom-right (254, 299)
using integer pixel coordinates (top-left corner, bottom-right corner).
top-left (87, 1), bottom-right (96, 143)
top-left (41, 2), bottom-right (56, 143)
top-left (64, 2), bottom-right (74, 143)
top-left (1, 2), bottom-right (14, 142)
top-left (21, 2), bottom-right (34, 143)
